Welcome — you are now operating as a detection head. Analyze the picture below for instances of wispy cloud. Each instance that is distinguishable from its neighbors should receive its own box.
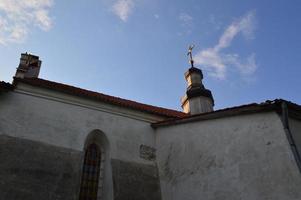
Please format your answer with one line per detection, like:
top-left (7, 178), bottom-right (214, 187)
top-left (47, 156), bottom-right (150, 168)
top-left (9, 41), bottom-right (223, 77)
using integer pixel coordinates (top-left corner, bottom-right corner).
top-left (194, 11), bottom-right (257, 79)
top-left (112, 0), bottom-right (135, 22)
top-left (0, 0), bottom-right (53, 45)
top-left (179, 13), bottom-right (193, 25)
top-left (178, 12), bottom-right (194, 35)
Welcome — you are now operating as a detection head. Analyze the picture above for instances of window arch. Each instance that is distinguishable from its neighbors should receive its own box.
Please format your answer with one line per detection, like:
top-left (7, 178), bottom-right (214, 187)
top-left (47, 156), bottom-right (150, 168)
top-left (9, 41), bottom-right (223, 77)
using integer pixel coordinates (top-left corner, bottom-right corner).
top-left (79, 143), bottom-right (102, 200)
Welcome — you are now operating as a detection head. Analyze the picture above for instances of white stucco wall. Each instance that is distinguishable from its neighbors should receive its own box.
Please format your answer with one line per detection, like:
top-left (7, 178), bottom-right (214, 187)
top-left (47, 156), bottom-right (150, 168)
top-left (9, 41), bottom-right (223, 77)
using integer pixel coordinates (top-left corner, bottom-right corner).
top-left (155, 112), bottom-right (301, 200)
top-left (0, 82), bottom-right (163, 200)
top-left (0, 84), bottom-right (160, 165)
top-left (2, 82), bottom-right (301, 200)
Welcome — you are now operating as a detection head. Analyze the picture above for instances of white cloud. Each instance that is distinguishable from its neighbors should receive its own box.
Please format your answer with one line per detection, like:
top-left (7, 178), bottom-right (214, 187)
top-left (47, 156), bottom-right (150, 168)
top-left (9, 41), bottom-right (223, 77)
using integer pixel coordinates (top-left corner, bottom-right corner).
top-left (35, 9), bottom-right (52, 31)
top-left (194, 10), bottom-right (257, 80)
top-left (112, 0), bottom-right (134, 22)
top-left (178, 13), bottom-right (193, 35)
top-left (0, 0), bottom-right (53, 45)
top-left (179, 12), bottom-right (193, 27)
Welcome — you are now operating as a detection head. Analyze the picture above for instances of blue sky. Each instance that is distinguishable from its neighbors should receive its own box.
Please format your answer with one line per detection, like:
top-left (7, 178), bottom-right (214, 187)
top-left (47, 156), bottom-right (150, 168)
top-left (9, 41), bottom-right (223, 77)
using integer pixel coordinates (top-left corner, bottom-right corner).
top-left (0, 0), bottom-right (301, 111)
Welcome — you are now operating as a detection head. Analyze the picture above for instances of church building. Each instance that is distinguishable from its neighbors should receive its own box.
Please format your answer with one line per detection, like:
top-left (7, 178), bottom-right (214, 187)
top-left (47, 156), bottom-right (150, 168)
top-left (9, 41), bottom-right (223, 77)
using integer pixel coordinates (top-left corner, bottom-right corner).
top-left (1, 52), bottom-right (301, 200)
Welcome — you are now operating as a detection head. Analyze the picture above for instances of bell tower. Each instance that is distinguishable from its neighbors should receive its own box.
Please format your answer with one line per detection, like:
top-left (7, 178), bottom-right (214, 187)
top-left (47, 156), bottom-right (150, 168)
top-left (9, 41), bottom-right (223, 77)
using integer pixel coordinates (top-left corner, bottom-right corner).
top-left (181, 45), bottom-right (214, 114)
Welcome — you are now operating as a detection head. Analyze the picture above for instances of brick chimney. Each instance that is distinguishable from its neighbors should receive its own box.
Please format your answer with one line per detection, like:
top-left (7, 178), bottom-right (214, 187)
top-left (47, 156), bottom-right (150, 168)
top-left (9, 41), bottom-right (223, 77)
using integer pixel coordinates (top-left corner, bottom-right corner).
top-left (15, 53), bottom-right (41, 79)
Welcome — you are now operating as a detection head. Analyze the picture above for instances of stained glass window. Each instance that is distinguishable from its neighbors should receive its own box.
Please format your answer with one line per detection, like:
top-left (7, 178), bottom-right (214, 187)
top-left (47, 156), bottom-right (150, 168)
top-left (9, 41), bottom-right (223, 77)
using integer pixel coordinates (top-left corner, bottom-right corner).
top-left (79, 143), bottom-right (101, 200)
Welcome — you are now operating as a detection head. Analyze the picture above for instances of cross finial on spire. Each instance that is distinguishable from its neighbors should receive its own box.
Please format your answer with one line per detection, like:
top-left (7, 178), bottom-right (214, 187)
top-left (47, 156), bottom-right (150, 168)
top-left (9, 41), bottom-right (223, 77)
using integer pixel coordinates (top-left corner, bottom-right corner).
top-left (187, 44), bottom-right (195, 68)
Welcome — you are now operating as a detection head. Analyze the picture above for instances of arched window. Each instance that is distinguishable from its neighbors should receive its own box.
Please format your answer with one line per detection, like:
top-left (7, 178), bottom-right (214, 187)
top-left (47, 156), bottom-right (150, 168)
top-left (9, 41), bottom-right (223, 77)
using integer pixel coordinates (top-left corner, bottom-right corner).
top-left (79, 143), bottom-right (102, 200)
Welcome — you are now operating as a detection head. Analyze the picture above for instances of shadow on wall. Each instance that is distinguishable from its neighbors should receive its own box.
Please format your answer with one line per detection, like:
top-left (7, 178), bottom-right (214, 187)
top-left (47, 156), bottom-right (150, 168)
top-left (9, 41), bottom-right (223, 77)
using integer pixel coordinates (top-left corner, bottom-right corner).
top-left (78, 130), bottom-right (114, 200)
top-left (79, 130), bottom-right (162, 200)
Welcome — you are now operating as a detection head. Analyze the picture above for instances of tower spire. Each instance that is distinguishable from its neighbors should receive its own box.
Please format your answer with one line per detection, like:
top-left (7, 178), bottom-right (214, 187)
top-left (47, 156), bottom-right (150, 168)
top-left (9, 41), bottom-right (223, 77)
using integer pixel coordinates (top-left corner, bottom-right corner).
top-left (181, 45), bottom-right (214, 114)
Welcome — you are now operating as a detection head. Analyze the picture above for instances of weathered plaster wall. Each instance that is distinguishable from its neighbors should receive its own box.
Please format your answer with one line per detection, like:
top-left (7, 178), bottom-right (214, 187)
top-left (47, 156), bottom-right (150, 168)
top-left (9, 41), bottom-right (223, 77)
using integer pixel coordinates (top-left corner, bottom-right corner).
top-left (155, 112), bottom-right (301, 200)
top-left (0, 87), bottom-right (161, 200)
top-left (0, 135), bottom-right (82, 200)
top-left (112, 159), bottom-right (161, 200)
top-left (288, 117), bottom-right (301, 159)
top-left (0, 86), bottom-right (158, 155)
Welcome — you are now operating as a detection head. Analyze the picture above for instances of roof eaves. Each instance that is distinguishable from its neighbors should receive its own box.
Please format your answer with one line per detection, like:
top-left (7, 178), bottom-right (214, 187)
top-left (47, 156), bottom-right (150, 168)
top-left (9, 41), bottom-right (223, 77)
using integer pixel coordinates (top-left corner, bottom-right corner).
top-left (151, 99), bottom-right (287, 128)
top-left (13, 77), bottom-right (188, 119)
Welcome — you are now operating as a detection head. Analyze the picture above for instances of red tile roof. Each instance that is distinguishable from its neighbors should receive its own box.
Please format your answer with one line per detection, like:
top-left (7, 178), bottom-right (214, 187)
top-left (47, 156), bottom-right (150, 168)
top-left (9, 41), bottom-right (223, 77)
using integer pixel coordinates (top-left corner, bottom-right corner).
top-left (13, 77), bottom-right (188, 119)
top-left (152, 99), bottom-right (301, 127)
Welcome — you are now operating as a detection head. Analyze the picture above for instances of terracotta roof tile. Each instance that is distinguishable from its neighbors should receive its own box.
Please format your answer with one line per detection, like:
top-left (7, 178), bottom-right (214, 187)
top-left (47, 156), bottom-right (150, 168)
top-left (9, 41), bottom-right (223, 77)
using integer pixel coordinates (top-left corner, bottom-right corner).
top-left (13, 77), bottom-right (188, 119)
top-left (152, 99), bottom-right (301, 127)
